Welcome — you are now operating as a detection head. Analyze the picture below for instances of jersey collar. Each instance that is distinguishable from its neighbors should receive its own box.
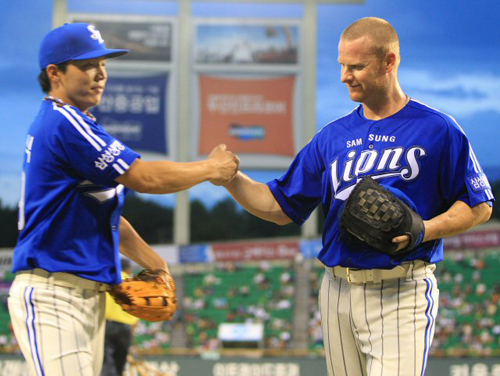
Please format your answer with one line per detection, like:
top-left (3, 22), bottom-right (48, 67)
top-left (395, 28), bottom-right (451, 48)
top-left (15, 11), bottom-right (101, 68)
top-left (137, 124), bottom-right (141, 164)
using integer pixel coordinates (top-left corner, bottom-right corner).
top-left (44, 96), bottom-right (97, 122)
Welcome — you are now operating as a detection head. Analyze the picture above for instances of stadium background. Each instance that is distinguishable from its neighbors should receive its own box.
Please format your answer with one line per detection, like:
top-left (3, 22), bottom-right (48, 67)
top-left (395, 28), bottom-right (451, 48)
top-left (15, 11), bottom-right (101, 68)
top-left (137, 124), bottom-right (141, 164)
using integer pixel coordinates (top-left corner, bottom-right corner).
top-left (1, 0), bottom-right (500, 375)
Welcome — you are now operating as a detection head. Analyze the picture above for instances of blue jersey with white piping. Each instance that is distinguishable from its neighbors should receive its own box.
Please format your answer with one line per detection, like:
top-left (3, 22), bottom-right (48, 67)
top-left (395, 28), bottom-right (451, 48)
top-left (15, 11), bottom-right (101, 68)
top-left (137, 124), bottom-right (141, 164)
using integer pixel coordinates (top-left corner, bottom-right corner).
top-left (268, 99), bottom-right (494, 269)
top-left (13, 99), bottom-right (140, 284)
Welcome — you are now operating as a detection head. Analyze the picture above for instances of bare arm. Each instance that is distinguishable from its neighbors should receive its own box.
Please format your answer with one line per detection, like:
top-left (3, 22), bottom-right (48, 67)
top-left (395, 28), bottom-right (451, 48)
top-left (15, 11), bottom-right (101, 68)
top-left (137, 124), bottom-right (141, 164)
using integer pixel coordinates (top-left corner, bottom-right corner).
top-left (119, 216), bottom-right (168, 272)
top-left (117, 158), bottom-right (213, 194)
top-left (393, 200), bottom-right (493, 246)
top-left (422, 201), bottom-right (492, 241)
top-left (116, 144), bottom-right (239, 194)
top-left (224, 171), bottom-right (292, 226)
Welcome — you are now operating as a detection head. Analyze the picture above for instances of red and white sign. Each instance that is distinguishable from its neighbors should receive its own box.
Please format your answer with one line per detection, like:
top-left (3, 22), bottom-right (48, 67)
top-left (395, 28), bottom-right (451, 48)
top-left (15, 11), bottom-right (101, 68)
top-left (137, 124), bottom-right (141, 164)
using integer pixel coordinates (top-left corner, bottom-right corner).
top-left (198, 75), bottom-right (295, 157)
top-left (444, 229), bottom-right (500, 250)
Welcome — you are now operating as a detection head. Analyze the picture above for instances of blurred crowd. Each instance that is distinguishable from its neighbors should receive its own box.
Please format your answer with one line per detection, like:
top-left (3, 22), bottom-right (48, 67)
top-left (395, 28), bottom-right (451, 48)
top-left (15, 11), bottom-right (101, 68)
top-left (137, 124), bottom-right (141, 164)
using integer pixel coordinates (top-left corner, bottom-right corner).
top-left (183, 262), bottom-right (295, 350)
top-left (432, 250), bottom-right (500, 356)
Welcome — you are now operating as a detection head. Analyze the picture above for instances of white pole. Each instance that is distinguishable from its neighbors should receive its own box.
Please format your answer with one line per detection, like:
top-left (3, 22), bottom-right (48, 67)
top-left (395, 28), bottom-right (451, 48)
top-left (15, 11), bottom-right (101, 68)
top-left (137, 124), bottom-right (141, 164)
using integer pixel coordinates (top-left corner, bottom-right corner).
top-left (174, 0), bottom-right (193, 245)
top-left (53, 0), bottom-right (67, 27)
top-left (301, 0), bottom-right (319, 238)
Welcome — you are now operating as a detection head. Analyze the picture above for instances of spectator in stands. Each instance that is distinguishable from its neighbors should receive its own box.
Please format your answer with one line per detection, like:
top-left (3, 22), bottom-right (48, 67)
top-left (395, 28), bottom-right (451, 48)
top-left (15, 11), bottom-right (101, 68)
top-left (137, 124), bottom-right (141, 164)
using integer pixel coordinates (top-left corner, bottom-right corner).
top-left (214, 297), bottom-right (228, 309)
top-left (279, 331), bottom-right (292, 348)
top-left (239, 284), bottom-right (250, 296)
top-left (281, 283), bottom-right (295, 298)
top-left (280, 271), bottom-right (293, 284)
top-left (203, 273), bottom-right (220, 286)
top-left (223, 262), bottom-right (237, 273)
top-left (258, 261), bottom-right (271, 272)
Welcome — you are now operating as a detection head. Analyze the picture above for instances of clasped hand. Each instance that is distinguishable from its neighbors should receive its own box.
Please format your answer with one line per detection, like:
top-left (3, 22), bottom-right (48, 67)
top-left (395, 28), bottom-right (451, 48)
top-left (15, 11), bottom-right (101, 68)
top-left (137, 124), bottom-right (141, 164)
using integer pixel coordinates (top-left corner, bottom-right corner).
top-left (208, 144), bottom-right (240, 186)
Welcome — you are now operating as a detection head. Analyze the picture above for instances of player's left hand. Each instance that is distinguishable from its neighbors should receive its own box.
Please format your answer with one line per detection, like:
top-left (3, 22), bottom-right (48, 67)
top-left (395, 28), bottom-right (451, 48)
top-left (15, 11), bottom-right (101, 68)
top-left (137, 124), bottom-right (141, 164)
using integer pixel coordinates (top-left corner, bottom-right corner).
top-left (392, 235), bottom-right (410, 251)
top-left (393, 219), bottom-right (429, 251)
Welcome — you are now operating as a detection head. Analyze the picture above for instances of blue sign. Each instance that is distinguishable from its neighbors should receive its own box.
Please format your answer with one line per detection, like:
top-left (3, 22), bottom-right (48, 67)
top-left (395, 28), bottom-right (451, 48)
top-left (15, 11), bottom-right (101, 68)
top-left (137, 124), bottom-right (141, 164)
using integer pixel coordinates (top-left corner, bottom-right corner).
top-left (93, 74), bottom-right (169, 154)
top-left (179, 244), bottom-right (211, 263)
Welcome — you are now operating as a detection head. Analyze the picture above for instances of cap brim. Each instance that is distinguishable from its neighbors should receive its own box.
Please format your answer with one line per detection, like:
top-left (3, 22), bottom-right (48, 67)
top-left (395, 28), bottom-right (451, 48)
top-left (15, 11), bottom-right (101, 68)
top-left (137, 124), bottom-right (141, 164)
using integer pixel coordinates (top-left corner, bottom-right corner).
top-left (71, 48), bottom-right (129, 62)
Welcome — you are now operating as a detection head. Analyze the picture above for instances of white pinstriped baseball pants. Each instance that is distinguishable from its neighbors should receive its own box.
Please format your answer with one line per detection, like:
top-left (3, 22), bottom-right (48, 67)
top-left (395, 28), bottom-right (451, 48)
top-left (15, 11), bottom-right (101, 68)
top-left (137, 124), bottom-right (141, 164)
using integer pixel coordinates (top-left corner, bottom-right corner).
top-left (8, 269), bottom-right (107, 376)
top-left (319, 261), bottom-right (439, 376)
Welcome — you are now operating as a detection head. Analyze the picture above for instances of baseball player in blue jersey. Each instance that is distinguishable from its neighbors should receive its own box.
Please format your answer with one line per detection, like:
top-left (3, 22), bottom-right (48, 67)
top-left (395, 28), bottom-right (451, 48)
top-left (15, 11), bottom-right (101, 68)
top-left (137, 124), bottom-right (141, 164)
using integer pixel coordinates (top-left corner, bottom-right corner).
top-left (8, 23), bottom-right (238, 376)
top-left (222, 17), bottom-right (494, 376)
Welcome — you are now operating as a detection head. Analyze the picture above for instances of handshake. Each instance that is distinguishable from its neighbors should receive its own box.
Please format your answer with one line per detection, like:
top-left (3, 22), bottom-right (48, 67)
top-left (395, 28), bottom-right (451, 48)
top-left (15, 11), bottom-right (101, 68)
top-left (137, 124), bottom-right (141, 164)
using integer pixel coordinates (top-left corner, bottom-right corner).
top-left (207, 144), bottom-right (240, 186)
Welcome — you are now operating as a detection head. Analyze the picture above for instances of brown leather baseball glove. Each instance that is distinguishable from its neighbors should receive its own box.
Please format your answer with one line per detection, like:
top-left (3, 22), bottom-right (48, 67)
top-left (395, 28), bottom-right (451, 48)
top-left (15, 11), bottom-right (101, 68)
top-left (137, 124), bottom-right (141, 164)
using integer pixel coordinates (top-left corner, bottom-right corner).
top-left (109, 269), bottom-right (177, 322)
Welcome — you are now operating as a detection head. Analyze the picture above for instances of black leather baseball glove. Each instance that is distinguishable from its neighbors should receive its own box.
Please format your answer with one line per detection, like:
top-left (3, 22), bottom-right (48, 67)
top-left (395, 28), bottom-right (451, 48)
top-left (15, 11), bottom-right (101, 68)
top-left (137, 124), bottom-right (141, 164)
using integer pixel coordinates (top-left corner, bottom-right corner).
top-left (340, 177), bottom-right (425, 257)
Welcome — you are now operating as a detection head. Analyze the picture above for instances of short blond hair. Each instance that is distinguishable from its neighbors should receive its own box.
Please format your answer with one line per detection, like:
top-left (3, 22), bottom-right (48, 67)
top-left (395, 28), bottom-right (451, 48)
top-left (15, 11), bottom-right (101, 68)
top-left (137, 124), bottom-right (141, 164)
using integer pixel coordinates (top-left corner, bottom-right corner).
top-left (341, 17), bottom-right (400, 63)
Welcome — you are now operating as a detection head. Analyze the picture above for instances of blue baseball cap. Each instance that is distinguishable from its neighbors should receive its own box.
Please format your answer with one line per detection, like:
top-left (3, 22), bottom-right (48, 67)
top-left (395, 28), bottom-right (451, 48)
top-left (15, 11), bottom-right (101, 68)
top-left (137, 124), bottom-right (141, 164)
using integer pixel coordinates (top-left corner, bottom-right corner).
top-left (39, 23), bottom-right (129, 70)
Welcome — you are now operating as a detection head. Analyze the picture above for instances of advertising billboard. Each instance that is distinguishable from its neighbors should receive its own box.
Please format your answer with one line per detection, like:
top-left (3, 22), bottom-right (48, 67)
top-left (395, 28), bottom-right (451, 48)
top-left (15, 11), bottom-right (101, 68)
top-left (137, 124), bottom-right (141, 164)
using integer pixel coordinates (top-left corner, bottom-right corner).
top-left (198, 75), bottom-right (295, 157)
top-left (68, 14), bottom-right (174, 62)
top-left (92, 74), bottom-right (169, 154)
top-left (192, 19), bottom-right (303, 169)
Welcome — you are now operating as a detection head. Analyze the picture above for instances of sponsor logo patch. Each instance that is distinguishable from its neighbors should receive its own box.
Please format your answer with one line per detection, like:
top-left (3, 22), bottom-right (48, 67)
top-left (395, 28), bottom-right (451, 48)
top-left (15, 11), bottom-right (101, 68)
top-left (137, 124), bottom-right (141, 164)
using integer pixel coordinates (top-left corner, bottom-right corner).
top-left (94, 140), bottom-right (125, 170)
top-left (466, 172), bottom-right (491, 193)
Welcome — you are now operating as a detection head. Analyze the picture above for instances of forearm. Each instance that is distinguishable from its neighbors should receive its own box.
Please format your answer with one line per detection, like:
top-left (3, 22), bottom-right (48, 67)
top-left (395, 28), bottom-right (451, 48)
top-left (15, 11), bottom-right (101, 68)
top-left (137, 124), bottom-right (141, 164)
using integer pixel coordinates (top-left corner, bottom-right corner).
top-left (423, 201), bottom-right (492, 242)
top-left (119, 216), bottom-right (168, 271)
top-left (224, 172), bottom-right (292, 225)
top-left (117, 159), bottom-right (213, 194)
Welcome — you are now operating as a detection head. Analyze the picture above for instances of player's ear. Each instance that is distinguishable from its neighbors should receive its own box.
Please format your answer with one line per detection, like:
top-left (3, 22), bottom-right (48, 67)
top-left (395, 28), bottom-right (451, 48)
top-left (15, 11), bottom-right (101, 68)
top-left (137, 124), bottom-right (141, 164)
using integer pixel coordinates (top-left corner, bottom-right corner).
top-left (46, 64), bottom-right (62, 84)
top-left (385, 52), bottom-right (397, 73)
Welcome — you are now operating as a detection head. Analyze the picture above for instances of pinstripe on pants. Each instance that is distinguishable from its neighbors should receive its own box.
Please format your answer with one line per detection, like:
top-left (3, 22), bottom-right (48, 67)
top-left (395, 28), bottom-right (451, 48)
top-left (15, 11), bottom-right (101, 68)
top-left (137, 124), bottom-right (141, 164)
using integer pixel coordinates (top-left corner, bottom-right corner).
top-left (319, 261), bottom-right (439, 376)
top-left (8, 270), bottom-right (106, 376)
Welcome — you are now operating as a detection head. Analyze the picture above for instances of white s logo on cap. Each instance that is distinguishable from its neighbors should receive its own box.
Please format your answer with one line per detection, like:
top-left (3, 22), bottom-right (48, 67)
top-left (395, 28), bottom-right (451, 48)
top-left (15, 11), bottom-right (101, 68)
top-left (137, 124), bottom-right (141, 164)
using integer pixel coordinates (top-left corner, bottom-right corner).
top-left (88, 25), bottom-right (104, 44)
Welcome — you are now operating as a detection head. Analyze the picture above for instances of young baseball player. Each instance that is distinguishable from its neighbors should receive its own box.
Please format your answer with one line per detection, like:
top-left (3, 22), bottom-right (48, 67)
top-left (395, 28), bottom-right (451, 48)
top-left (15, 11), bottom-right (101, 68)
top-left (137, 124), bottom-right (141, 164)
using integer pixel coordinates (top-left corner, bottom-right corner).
top-left (8, 23), bottom-right (239, 376)
top-left (222, 17), bottom-right (494, 376)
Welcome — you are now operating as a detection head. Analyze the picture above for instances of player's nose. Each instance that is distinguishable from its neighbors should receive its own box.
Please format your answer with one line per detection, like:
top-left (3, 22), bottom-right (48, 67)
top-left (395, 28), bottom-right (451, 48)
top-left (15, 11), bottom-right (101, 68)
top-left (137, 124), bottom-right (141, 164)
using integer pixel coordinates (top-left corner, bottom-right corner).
top-left (340, 67), bottom-right (352, 83)
top-left (95, 66), bottom-right (107, 81)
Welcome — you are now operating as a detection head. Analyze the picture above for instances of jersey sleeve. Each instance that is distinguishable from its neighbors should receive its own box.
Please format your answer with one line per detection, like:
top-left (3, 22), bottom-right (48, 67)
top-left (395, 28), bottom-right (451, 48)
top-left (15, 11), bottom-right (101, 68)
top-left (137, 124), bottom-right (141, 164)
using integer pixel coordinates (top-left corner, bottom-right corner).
top-left (51, 105), bottom-right (140, 186)
top-left (267, 136), bottom-right (323, 225)
top-left (439, 116), bottom-right (495, 208)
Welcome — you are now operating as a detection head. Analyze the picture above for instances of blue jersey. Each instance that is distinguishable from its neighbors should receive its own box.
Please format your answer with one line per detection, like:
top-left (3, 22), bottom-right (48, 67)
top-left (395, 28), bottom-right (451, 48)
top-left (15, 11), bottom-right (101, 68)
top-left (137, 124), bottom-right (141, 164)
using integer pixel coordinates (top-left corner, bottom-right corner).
top-left (268, 99), bottom-right (494, 269)
top-left (13, 99), bottom-right (140, 284)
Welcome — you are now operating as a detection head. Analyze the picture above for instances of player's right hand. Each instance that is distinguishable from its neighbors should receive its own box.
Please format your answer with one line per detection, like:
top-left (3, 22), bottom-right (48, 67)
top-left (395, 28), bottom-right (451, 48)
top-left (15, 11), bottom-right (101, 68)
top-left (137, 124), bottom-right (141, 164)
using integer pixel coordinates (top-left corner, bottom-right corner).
top-left (208, 144), bottom-right (240, 186)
